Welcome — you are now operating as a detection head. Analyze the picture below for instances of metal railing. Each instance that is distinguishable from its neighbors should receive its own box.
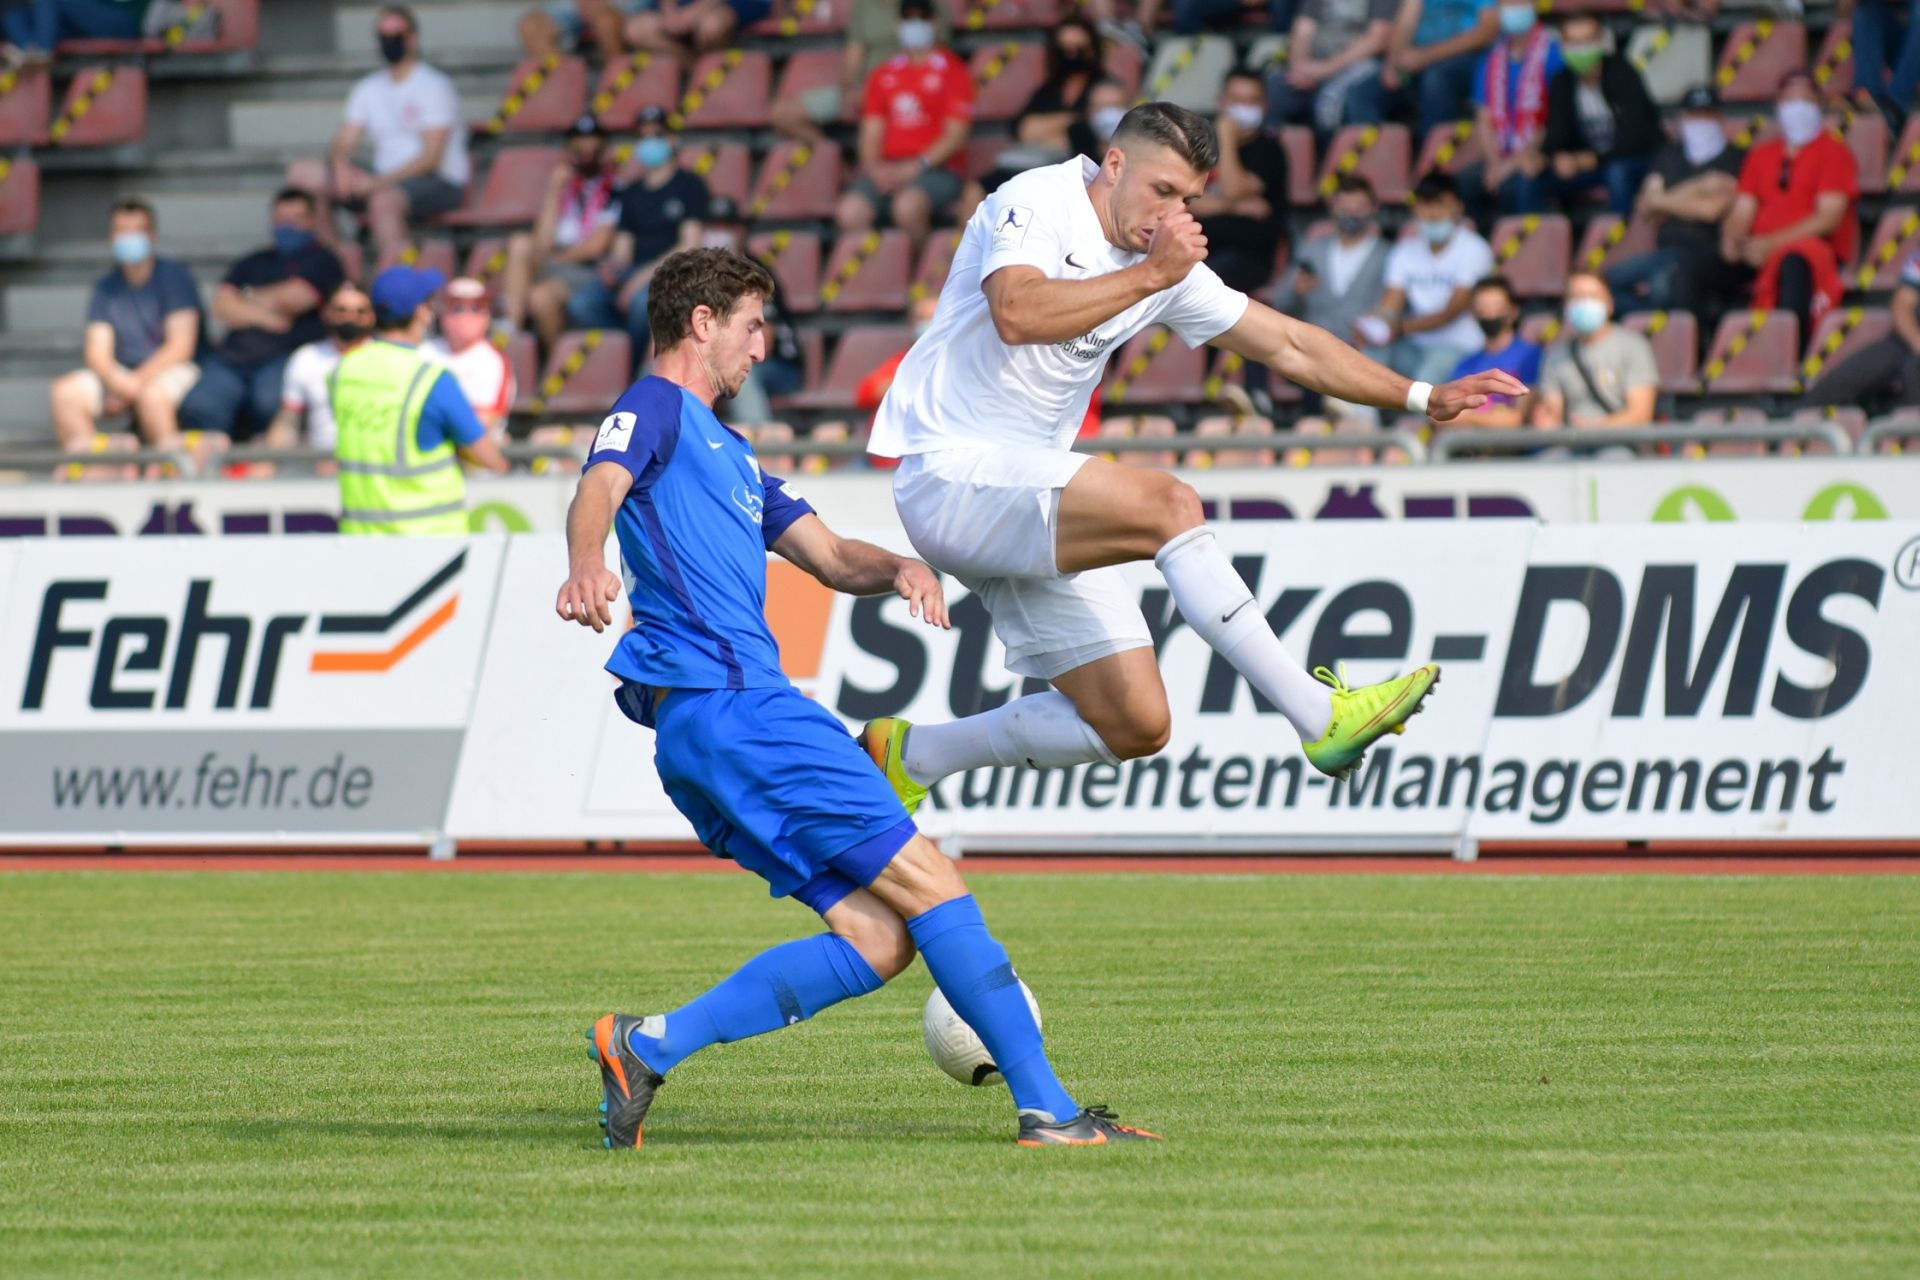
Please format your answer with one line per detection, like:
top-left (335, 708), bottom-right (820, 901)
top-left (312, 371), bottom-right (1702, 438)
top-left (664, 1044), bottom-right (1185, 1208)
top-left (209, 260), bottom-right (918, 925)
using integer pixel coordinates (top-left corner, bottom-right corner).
top-left (1427, 421), bottom-right (1857, 462)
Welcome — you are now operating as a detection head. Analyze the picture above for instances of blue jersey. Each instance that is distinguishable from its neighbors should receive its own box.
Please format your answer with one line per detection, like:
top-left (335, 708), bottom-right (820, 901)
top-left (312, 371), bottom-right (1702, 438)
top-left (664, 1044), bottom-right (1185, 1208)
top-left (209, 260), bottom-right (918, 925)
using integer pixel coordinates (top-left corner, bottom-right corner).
top-left (586, 377), bottom-right (815, 695)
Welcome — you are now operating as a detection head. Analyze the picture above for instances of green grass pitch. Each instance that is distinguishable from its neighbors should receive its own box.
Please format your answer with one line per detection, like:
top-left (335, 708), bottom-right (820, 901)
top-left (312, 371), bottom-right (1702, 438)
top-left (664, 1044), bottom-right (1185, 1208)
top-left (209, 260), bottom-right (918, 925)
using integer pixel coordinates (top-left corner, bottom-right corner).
top-left (2, 870), bottom-right (1917, 1277)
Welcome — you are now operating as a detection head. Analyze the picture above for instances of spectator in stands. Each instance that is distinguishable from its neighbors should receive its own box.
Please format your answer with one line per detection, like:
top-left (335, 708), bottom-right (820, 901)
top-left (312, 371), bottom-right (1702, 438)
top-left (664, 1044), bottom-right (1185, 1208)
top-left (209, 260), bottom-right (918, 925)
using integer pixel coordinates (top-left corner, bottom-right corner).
top-left (770, 0), bottom-right (951, 147)
top-left (1192, 73), bottom-right (1291, 295)
top-left (266, 282), bottom-right (375, 450)
top-left (1367, 174), bottom-right (1492, 384)
top-left (1444, 275), bottom-right (1537, 426)
top-left (1541, 15), bottom-right (1658, 217)
top-left (698, 197), bottom-right (802, 424)
top-left (520, 0), bottom-right (641, 58)
top-left (1080, 79), bottom-right (1131, 156)
top-left (1721, 70), bottom-right (1860, 345)
top-left (1135, 0), bottom-right (1290, 38)
top-left (3, 0), bottom-right (143, 63)
top-left (1531, 272), bottom-right (1656, 428)
top-left (1800, 250), bottom-right (1920, 413)
top-left (1272, 177), bottom-right (1391, 413)
top-left (1002, 18), bottom-right (1108, 167)
top-left (623, 0), bottom-right (771, 64)
top-left (572, 106), bottom-right (709, 370)
top-left (1606, 87), bottom-right (1746, 319)
top-left (1843, 0), bottom-right (1920, 130)
top-left (49, 198), bottom-right (201, 454)
top-left (423, 278), bottom-right (516, 437)
top-left (1383, 0), bottom-right (1497, 138)
top-left (179, 189), bottom-right (345, 441)
top-left (1271, 0), bottom-right (1395, 140)
top-left (1460, 1), bottom-right (1562, 217)
top-left (287, 5), bottom-right (471, 265)
top-left (501, 115), bottom-right (619, 353)
top-left (856, 294), bottom-right (942, 412)
top-left (837, 0), bottom-right (978, 252)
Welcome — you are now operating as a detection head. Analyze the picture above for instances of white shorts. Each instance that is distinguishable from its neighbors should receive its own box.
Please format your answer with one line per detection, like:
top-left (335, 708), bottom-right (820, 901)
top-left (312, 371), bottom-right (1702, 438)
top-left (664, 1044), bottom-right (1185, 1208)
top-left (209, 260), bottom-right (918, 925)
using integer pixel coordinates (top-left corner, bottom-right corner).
top-left (892, 446), bottom-right (1153, 680)
top-left (70, 363), bottom-right (199, 417)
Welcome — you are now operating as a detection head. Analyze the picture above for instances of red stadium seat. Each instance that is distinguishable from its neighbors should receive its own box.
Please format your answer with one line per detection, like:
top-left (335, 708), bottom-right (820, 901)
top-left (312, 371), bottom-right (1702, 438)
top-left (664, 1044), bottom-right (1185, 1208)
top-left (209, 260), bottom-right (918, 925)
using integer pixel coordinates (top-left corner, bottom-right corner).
top-left (785, 326), bottom-right (912, 410)
top-left (1317, 124), bottom-right (1411, 204)
top-left (0, 156), bottom-right (40, 239)
top-left (439, 148), bottom-right (554, 227)
top-left (1789, 405), bottom-right (1868, 448)
top-left (912, 230), bottom-right (963, 303)
top-left (1701, 309), bottom-right (1800, 393)
top-left (1572, 213), bottom-right (1656, 274)
top-left (772, 49), bottom-right (849, 122)
top-left (1845, 110), bottom-right (1889, 195)
top-left (503, 332), bottom-right (540, 415)
top-left (1854, 207), bottom-right (1920, 289)
top-left (1281, 126), bottom-right (1318, 205)
top-left (1102, 326), bottom-right (1206, 406)
top-left (592, 52), bottom-right (680, 130)
top-left (478, 55), bottom-right (588, 135)
top-left (790, 329), bottom-right (825, 392)
top-left (1713, 21), bottom-right (1807, 103)
top-left (462, 238), bottom-right (513, 293)
top-left (527, 330), bottom-right (634, 417)
top-left (822, 231), bottom-right (913, 312)
top-left (967, 134), bottom-right (1014, 179)
top-left (1621, 309), bottom-right (1699, 395)
top-left (749, 230), bottom-right (823, 311)
top-left (1488, 214), bottom-right (1571, 299)
top-left (747, 0), bottom-right (849, 36)
top-left (953, 0), bottom-right (1061, 32)
top-left (1414, 120), bottom-right (1481, 179)
top-left (675, 51), bottom-right (772, 129)
top-left (377, 238), bottom-right (458, 279)
top-left (1104, 41), bottom-right (1143, 98)
top-left (60, 0), bottom-right (258, 53)
top-left (1520, 312), bottom-right (1563, 348)
top-left (49, 65), bottom-right (145, 148)
top-left (681, 141), bottom-right (750, 205)
top-left (1812, 22), bottom-right (1854, 97)
top-left (1888, 116), bottom-right (1920, 194)
top-left (0, 68), bottom-right (51, 147)
top-left (748, 142), bottom-right (843, 220)
top-left (1801, 306), bottom-right (1893, 393)
top-left (971, 41), bottom-right (1045, 124)
top-left (1101, 415), bottom-right (1179, 469)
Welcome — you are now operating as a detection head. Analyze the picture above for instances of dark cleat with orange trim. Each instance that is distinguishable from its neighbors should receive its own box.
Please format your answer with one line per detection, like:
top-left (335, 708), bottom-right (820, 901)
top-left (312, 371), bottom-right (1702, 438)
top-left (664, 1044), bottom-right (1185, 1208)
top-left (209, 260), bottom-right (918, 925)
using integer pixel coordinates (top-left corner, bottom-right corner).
top-left (587, 1013), bottom-right (665, 1150)
top-left (1016, 1105), bottom-right (1163, 1147)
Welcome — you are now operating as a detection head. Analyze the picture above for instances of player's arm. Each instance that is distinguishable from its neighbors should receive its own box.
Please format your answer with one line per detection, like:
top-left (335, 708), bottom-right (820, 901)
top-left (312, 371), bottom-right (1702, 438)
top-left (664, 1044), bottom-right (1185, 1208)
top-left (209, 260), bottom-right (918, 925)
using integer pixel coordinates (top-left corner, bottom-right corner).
top-left (982, 209), bottom-right (1209, 345)
top-left (556, 461), bottom-right (628, 632)
top-left (1212, 298), bottom-right (1528, 422)
top-left (771, 514), bottom-right (950, 628)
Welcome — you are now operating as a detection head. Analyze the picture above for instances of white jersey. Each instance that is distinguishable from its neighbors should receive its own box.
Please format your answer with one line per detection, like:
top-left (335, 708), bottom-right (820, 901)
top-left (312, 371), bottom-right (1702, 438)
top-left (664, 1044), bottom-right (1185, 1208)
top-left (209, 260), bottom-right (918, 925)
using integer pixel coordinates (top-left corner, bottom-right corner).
top-left (868, 156), bottom-right (1249, 458)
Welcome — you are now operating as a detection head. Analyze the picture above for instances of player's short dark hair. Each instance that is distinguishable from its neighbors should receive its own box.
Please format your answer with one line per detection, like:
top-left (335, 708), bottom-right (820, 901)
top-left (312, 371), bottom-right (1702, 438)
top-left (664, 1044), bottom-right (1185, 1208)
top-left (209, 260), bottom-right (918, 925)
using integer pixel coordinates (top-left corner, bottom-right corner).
top-left (1111, 102), bottom-right (1219, 174)
top-left (647, 248), bottom-right (775, 351)
top-left (1472, 275), bottom-right (1516, 304)
top-left (1413, 173), bottom-right (1461, 206)
top-left (379, 4), bottom-right (417, 33)
top-left (108, 196), bottom-right (155, 228)
top-left (1331, 174), bottom-right (1376, 202)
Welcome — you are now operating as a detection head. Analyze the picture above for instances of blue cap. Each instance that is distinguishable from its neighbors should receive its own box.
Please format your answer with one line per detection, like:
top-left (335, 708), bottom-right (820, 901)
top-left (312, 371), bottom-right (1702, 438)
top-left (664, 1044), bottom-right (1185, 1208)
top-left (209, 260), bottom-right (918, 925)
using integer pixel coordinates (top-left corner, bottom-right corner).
top-left (370, 263), bottom-right (446, 325)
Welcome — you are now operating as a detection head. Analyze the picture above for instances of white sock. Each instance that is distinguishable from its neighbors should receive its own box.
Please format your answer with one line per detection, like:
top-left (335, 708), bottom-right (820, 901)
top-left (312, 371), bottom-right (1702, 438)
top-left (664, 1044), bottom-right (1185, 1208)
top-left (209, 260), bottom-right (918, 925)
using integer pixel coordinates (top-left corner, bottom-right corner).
top-left (902, 692), bottom-right (1119, 783)
top-left (1155, 527), bottom-right (1333, 741)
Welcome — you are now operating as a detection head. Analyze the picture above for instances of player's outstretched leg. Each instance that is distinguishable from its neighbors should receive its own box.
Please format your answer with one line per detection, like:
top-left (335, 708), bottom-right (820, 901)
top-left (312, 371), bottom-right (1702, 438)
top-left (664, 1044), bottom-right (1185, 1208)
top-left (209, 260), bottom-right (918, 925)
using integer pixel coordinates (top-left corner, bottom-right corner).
top-left (859, 691), bottom-right (1118, 813)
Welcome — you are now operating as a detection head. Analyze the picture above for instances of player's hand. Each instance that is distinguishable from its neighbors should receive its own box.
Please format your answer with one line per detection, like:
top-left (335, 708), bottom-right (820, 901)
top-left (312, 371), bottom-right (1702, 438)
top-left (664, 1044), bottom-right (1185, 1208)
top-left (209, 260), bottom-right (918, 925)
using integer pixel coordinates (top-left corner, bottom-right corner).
top-left (556, 566), bottom-right (623, 632)
top-left (1142, 210), bottom-right (1207, 289)
top-left (1427, 370), bottom-right (1529, 422)
top-left (893, 558), bottom-right (949, 629)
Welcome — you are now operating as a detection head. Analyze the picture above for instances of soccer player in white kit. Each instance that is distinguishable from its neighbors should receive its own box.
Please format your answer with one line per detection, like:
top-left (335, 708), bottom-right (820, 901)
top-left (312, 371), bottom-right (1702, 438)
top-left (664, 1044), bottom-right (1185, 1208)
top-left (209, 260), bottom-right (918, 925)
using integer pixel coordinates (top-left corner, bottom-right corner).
top-left (856, 103), bottom-right (1528, 805)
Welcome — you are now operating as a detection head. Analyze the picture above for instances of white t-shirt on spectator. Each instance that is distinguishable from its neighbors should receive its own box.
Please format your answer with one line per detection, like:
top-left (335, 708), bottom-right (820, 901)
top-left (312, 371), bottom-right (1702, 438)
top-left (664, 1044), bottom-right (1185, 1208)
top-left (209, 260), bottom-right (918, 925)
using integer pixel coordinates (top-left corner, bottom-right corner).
top-left (422, 337), bottom-right (515, 423)
top-left (1384, 228), bottom-right (1493, 351)
top-left (344, 62), bottom-right (472, 186)
top-left (281, 339), bottom-right (346, 449)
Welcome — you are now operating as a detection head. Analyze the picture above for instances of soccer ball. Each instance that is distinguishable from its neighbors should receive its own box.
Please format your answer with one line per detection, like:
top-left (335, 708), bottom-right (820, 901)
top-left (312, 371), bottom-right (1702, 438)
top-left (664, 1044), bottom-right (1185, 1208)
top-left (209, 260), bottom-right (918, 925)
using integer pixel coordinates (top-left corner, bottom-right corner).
top-left (922, 980), bottom-right (1041, 1086)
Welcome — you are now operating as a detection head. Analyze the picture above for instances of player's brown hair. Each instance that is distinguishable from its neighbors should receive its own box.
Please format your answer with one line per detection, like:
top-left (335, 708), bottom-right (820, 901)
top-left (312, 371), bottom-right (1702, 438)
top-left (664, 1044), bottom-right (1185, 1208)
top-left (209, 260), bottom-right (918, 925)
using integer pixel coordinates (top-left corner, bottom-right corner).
top-left (1111, 102), bottom-right (1219, 175)
top-left (646, 248), bottom-right (776, 351)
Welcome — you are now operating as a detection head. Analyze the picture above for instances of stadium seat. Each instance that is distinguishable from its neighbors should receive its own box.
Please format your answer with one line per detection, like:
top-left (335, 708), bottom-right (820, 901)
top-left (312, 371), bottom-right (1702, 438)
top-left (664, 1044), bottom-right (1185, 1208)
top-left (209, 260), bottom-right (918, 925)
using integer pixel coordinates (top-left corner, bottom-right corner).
top-left (748, 142), bottom-right (843, 220)
top-left (785, 325), bottom-right (912, 410)
top-left (967, 134), bottom-right (1014, 180)
top-left (1182, 415), bottom-right (1231, 469)
top-left (1520, 312), bottom-right (1563, 348)
top-left (1245, 34), bottom-right (1288, 73)
top-left (49, 65), bottom-right (146, 148)
top-left (1100, 415), bottom-right (1178, 468)
top-left (1193, 414), bottom-right (1278, 468)
top-left (1801, 306), bottom-right (1893, 393)
top-left (912, 230), bottom-right (963, 303)
top-left (675, 51), bottom-right (773, 129)
top-left (1713, 21), bottom-right (1807, 103)
top-left (1280, 126), bottom-right (1317, 205)
top-left (1573, 213), bottom-right (1656, 274)
top-left (60, 0), bottom-right (258, 53)
top-left (1317, 124), bottom-right (1411, 204)
top-left (1488, 214), bottom-right (1571, 299)
top-left (1845, 110), bottom-right (1890, 195)
top-left (821, 231), bottom-right (912, 312)
top-left (1414, 120), bottom-right (1480, 180)
top-left (754, 420), bottom-right (797, 473)
top-left (790, 329), bottom-right (825, 392)
top-left (1627, 22), bottom-right (1713, 105)
top-left (1137, 35), bottom-right (1237, 112)
top-left (1103, 326), bottom-right (1207, 406)
top-left (592, 52), bottom-right (681, 130)
top-left (527, 330), bottom-right (634, 417)
top-left (1685, 407), bottom-right (1771, 457)
top-left (772, 49), bottom-right (849, 123)
top-left (971, 41), bottom-right (1046, 123)
top-left (1854, 207), bottom-right (1920, 289)
top-left (680, 142), bottom-right (751, 204)
top-left (798, 421), bottom-right (856, 473)
top-left (479, 55), bottom-right (588, 135)
top-left (1888, 116), bottom-right (1920, 194)
top-left (0, 68), bottom-right (51, 147)
top-left (749, 230), bottom-right (823, 311)
top-left (1790, 405), bottom-right (1869, 448)
top-left (440, 147), bottom-right (557, 227)
top-left (1104, 41), bottom-right (1144, 98)
top-left (378, 239), bottom-right (458, 280)
top-left (0, 156), bottom-right (40, 240)
top-left (1700, 309), bottom-right (1800, 393)
top-left (462, 238), bottom-right (513, 293)
top-left (1621, 309), bottom-right (1699, 395)
top-left (1282, 415), bottom-right (1369, 467)
top-left (747, 0), bottom-right (849, 37)
top-left (503, 332), bottom-right (540, 416)
top-left (951, 0), bottom-right (1061, 31)
top-left (1812, 22), bottom-right (1854, 97)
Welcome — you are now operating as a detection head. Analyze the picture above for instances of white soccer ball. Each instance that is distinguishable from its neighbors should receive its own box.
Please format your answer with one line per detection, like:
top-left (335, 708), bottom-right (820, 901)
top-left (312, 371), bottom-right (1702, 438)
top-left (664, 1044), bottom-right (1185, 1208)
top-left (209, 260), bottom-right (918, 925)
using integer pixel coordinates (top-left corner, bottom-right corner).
top-left (922, 980), bottom-right (1041, 1087)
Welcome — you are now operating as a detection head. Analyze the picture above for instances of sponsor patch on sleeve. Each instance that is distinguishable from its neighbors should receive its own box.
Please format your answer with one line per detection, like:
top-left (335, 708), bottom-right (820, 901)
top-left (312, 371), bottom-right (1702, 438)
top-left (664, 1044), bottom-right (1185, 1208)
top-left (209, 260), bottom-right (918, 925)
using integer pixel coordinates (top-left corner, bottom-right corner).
top-left (992, 204), bottom-right (1035, 250)
top-left (594, 411), bottom-right (636, 453)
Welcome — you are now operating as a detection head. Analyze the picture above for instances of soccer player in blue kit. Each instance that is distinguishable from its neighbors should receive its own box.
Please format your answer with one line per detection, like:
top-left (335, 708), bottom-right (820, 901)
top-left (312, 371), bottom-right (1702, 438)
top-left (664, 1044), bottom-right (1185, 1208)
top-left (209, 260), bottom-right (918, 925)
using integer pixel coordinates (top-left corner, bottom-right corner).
top-left (555, 249), bottom-right (1160, 1149)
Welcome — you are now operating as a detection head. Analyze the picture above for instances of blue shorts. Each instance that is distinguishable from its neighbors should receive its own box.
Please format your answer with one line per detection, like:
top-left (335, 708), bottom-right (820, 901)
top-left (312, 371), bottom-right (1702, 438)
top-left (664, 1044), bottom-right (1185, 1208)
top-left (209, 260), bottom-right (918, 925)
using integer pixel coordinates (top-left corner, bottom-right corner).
top-left (631, 683), bottom-right (917, 916)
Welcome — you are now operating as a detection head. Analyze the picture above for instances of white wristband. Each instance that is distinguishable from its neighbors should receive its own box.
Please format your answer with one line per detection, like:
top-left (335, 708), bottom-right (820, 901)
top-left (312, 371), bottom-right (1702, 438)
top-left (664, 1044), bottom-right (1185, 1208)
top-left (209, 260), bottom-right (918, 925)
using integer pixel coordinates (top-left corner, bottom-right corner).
top-left (1405, 381), bottom-right (1433, 415)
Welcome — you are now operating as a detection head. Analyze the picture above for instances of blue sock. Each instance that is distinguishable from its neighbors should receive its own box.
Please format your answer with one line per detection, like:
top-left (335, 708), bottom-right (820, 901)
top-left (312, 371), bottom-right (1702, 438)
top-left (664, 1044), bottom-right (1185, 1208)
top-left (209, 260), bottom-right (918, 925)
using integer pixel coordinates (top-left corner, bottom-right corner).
top-left (906, 895), bottom-right (1079, 1122)
top-left (627, 933), bottom-right (884, 1074)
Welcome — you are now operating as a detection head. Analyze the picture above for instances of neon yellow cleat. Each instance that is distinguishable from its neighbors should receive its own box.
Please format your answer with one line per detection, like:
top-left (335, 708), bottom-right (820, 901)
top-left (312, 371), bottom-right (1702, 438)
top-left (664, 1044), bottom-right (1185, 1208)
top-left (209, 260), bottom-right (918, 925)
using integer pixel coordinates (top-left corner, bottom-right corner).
top-left (857, 717), bottom-right (929, 815)
top-left (1300, 663), bottom-right (1441, 780)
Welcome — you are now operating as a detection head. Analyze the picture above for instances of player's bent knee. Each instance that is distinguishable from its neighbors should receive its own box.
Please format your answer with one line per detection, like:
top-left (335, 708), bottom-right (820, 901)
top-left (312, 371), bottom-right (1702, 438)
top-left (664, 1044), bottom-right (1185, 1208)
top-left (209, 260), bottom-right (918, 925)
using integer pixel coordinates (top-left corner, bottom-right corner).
top-left (1155, 476), bottom-right (1206, 542)
top-left (1100, 709), bottom-right (1171, 761)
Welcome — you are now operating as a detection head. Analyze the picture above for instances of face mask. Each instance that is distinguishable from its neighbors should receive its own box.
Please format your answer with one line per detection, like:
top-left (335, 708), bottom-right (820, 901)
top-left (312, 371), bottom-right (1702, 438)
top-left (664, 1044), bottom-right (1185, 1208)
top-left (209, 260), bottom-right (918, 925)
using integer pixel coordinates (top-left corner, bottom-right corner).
top-left (1334, 213), bottom-right (1372, 237)
top-left (1498, 4), bottom-right (1536, 37)
top-left (1777, 99), bottom-right (1824, 148)
top-left (1224, 103), bottom-right (1264, 132)
top-left (1091, 105), bottom-right (1126, 139)
top-left (1563, 45), bottom-right (1603, 74)
top-left (329, 320), bottom-right (372, 345)
top-left (635, 137), bottom-right (673, 170)
top-left (1679, 118), bottom-right (1726, 167)
top-left (378, 31), bottom-right (408, 64)
top-left (1566, 297), bottom-right (1608, 334)
top-left (1420, 217), bottom-right (1456, 245)
top-left (898, 18), bottom-right (934, 50)
top-left (701, 229), bottom-right (740, 250)
top-left (1057, 48), bottom-right (1096, 72)
top-left (111, 231), bottom-right (151, 266)
top-left (1477, 314), bottom-right (1510, 339)
top-left (272, 226), bottom-right (314, 256)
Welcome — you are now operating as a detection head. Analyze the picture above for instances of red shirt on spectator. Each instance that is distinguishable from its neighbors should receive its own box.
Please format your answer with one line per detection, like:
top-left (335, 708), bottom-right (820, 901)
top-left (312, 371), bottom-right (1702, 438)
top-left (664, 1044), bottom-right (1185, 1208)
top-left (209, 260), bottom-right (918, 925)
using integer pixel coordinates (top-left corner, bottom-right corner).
top-left (1739, 133), bottom-right (1859, 265)
top-left (862, 50), bottom-right (974, 174)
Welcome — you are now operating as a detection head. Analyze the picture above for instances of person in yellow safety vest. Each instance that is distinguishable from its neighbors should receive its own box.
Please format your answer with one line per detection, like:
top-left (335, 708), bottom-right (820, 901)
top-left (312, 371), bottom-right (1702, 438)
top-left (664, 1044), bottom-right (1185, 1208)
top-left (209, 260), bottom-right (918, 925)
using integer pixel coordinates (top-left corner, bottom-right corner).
top-left (333, 264), bottom-right (509, 534)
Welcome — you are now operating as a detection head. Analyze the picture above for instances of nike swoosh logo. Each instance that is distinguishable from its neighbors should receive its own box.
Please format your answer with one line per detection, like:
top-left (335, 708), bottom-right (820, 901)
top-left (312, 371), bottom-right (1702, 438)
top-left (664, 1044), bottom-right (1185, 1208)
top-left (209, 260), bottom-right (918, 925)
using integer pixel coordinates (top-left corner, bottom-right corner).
top-left (707, 439), bottom-right (724, 449)
top-left (1065, 253), bottom-right (1086, 270)
top-left (1222, 599), bottom-right (1252, 625)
